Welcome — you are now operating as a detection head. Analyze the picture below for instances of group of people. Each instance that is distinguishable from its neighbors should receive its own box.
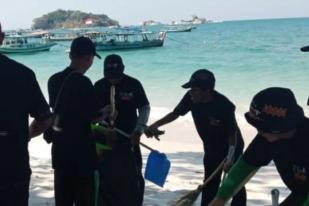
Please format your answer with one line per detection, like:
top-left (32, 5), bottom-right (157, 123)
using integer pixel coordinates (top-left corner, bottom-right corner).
top-left (44, 37), bottom-right (150, 206)
top-left (1, 20), bottom-right (309, 206)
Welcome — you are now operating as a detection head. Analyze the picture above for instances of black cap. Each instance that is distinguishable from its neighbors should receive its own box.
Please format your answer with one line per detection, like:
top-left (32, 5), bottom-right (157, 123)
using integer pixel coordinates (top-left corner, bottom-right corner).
top-left (70, 36), bottom-right (101, 59)
top-left (245, 87), bottom-right (304, 134)
top-left (182, 69), bottom-right (215, 90)
top-left (104, 54), bottom-right (125, 79)
top-left (300, 45), bottom-right (309, 52)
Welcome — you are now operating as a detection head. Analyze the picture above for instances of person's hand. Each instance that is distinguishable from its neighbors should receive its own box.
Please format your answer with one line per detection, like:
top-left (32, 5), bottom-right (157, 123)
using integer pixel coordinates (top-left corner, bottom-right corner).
top-left (130, 130), bottom-right (142, 146)
top-left (144, 125), bottom-right (164, 141)
top-left (208, 197), bottom-right (226, 206)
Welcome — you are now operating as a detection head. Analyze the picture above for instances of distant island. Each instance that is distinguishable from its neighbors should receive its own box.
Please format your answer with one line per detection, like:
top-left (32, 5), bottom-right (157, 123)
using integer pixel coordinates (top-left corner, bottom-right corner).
top-left (32, 9), bottom-right (119, 30)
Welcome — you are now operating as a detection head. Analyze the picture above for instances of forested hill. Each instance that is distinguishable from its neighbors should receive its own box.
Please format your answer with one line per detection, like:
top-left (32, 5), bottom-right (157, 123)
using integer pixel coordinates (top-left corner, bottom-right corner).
top-left (32, 9), bottom-right (119, 29)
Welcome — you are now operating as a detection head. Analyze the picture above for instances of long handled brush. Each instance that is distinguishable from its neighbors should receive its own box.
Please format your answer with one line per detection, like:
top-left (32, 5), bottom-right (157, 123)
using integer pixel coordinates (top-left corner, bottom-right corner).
top-left (172, 159), bottom-right (226, 206)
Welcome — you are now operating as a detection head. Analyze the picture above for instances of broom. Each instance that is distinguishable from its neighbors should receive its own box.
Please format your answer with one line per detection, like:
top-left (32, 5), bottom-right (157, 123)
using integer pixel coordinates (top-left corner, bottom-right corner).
top-left (172, 159), bottom-right (225, 206)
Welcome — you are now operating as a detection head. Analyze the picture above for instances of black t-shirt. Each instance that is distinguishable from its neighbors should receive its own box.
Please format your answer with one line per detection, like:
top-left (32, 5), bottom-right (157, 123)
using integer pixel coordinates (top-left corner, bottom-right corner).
top-left (0, 54), bottom-right (50, 183)
top-left (173, 91), bottom-right (244, 154)
top-left (48, 67), bottom-right (99, 174)
top-left (94, 74), bottom-right (149, 144)
top-left (243, 117), bottom-right (309, 193)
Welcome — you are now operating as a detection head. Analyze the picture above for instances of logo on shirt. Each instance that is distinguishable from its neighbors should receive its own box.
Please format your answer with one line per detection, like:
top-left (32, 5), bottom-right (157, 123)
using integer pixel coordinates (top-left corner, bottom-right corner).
top-left (120, 92), bottom-right (134, 101)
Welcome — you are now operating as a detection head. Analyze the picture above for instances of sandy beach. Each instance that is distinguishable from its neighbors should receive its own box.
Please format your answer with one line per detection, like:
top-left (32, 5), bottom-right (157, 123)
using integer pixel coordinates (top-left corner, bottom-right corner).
top-left (28, 113), bottom-right (290, 206)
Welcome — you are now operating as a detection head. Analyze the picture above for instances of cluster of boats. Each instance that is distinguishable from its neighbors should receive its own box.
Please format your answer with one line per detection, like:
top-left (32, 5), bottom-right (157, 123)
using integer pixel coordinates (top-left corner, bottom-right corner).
top-left (0, 25), bottom-right (195, 54)
top-left (0, 31), bottom-right (166, 54)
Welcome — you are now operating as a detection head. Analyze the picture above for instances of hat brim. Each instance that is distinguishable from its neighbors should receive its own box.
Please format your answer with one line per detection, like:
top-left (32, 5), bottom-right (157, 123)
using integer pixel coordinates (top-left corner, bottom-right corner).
top-left (300, 45), bottom-right (309, 52)
top-left (181, 81), bottom-right (211, 89)
top-left (95, 52), bottom-right (102, 59)
top-left (182, 82), bottom-right (191, 88)
top-left (245, 112), bottom-right (264, 131)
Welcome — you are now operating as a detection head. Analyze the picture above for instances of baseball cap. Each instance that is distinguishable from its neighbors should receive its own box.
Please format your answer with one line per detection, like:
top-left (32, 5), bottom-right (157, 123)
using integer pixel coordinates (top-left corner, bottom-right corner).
top-left (104, 54), bottom-right (125, 79)
top-left (182, 69), bottom-right (215, 90)
top-left (70, 36), bottom-right (101, 59)
top-left (245, 87), bottom-right (304, 134)
top-left (300, 45), bottom-right (309, 52)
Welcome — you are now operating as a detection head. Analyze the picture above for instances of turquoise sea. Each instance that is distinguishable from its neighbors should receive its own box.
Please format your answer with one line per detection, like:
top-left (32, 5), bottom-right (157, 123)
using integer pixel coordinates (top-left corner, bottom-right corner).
top-left (6, 17), bottom-right (309, 119)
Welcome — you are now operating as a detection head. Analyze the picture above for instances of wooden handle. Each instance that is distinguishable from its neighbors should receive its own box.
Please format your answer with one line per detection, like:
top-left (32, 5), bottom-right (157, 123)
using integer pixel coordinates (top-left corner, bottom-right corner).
top-left (199, 159), bottom-right (225, 190)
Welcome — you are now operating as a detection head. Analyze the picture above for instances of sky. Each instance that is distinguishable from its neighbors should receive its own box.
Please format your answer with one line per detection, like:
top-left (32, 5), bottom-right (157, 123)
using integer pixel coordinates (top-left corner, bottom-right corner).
top-left (0, 0), bottom-right (308, 30)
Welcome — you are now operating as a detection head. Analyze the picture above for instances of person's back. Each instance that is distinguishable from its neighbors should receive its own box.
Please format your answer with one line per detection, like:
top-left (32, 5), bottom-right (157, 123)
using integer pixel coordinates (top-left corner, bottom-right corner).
top-left (48, 69), bottom-right (98, 174)
top-left (0, 54), bottom-right (48, 183)
top-left (46, 36), bottom-right (101, 206)
top-left (0, 22), bottom-right (52, 206)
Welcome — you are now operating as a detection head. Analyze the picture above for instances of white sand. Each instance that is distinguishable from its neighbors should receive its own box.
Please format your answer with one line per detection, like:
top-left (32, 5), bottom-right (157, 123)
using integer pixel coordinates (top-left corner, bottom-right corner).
top-left (28, 114), bottom-right (289, 206)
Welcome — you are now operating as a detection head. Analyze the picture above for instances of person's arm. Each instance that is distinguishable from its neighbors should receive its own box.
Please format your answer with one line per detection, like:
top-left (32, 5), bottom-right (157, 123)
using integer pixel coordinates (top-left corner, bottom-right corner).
top-left (144, 111), bottom-right (180, 140)
top-left (27, 71), bottom-right (52, 139)
top-left (221, 104), bottom-right (239, 171)
top-left (210, 135), bottom-right (273, 206)
top-left (150, 112), bottom-right (180, 128)
top-left (29, 118), bottom-right (52, 138)
top-left (135, 104), bottom-right (150, 133)
top-left (145, 92), bottom-right (191, 138)
top-left (224, 104), bottom-right (238, 149)
top-left (130, 104), bottom-right (150, 145)
top-left (209, 156), bottom-right (260, 206)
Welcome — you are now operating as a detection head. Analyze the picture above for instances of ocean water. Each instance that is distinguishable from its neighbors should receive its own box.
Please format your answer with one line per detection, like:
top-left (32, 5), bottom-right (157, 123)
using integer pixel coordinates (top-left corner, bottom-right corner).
top-left (11, 18), bottom-right (307, 205)
top-left (6, 17), bottom-right (309, 122)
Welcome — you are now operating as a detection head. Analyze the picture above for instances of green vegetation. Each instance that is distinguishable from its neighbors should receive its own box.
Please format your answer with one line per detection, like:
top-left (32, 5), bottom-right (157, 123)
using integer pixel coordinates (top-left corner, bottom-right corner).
top-left (32, 9), bottom-right (119, 29)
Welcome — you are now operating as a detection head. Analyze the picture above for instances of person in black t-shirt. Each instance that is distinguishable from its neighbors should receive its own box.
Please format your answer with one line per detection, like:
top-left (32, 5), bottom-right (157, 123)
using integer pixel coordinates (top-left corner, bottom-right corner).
top-left (47, 37), bottom-right (102, 206)
top-left (0, 22), bottom-right (52, 206)
top-left (209, 87), bottom-right (309, 206)
top-left (146, 69), bottom-right (246, 206)
top-left (94, 54), bottom-right (150, 206)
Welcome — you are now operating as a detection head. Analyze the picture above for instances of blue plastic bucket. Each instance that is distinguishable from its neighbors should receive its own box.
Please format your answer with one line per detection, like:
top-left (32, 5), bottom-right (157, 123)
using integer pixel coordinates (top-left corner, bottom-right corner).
top-left (145, 151), bottom-right (170, 187)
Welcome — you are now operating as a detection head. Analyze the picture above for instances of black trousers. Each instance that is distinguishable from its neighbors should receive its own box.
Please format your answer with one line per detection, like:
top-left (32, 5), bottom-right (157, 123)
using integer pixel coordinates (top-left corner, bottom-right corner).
top-left (54, 170), bottom-right (95, 206)
top-left (201, 151), bottom-right (247, 206)
top-left (98, 144), bottom-right (140, 206)
top-left (0, 177), bottom-right (30, 206)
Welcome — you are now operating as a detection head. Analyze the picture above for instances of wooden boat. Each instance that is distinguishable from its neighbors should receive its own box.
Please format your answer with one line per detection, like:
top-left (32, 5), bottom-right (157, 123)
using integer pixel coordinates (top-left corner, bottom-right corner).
top-left (87, 31), bottom-right (166, 51)
top-left (161, 26), bottom-right (192, 33)
top-left (0, 35), bottom-right (56, 53)
top-left (45, 32), bottom-right (81, 41)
